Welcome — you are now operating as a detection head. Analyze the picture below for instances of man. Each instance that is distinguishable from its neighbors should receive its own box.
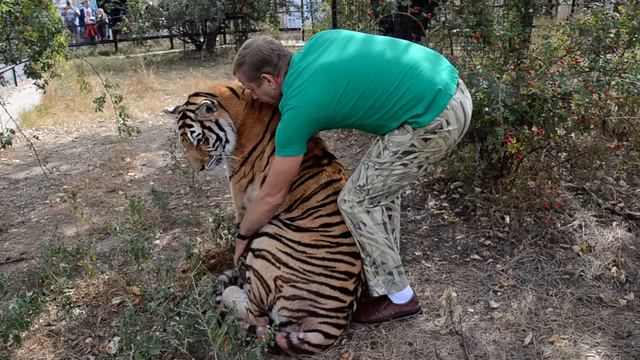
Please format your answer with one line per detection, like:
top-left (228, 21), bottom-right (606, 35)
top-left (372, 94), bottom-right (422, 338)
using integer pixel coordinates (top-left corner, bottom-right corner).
top-left (232, 29), bottom-right (472, 324)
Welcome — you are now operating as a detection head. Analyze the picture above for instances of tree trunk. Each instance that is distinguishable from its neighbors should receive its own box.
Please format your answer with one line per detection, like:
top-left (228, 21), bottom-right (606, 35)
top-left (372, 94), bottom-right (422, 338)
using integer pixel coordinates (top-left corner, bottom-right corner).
top-left (204, 21), bottom-right (219, 53)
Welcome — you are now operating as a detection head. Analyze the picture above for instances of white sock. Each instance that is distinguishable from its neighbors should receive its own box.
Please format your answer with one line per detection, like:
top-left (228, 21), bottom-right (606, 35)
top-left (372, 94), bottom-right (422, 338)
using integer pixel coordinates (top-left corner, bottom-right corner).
top-left (387, 285), bottom-right (415, 304)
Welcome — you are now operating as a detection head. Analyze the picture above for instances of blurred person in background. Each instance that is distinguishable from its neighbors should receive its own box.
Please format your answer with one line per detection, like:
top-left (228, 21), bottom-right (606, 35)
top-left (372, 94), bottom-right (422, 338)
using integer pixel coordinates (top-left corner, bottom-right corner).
top-left (61, 0), bottom-right (80, 42)
top-left (96, 8), bottom-right (109, 40)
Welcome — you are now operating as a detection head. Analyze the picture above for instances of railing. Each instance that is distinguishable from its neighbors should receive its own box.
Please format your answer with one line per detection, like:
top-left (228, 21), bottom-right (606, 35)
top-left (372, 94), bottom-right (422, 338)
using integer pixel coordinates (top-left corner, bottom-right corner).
top-left (63, 15), bottom-right (257, 53)
top-left (0, 60), bottom-right (28, 91)
top-left (67, 28), bottom-right (178, 53)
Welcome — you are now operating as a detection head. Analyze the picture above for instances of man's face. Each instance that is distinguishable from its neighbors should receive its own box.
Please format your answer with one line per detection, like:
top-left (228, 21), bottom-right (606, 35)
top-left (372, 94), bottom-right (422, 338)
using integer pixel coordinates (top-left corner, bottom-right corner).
top-left (236, 72), bottom-right (282, 105)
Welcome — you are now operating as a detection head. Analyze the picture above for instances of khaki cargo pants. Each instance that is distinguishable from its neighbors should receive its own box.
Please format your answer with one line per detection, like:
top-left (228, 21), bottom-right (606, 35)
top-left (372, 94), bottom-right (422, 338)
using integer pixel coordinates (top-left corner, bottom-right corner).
top-left (338, 80), bottom-right (473, 297)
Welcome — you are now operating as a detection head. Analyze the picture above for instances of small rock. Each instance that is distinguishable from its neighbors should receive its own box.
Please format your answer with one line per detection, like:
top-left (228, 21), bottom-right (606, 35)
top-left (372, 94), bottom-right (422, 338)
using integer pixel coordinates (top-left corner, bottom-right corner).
top-left (488, 300), bottom-right (500, 309)
top-left (549, 334), bottom-right (568, 347)
top-left (470, 254), bottom-right (482, 261)
top-left (482, 239), bottom-right (495, 247)
top-left (106, 336), bottom-right (120, 355)
top-left (111, 296), bottom-right (125, 306)
top-left (450, 182), bottom-right (464, 189)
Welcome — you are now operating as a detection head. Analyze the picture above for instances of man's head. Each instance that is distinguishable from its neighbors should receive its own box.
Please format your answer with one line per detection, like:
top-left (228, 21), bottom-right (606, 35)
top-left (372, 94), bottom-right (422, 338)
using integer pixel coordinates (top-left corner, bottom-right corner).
top-left (233, 36), bottom-right (291, 105)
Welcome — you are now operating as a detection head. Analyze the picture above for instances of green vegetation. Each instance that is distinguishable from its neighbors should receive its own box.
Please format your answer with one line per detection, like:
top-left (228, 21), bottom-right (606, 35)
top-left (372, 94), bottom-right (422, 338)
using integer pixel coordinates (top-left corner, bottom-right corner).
top-left (0, 192), bottom-right (269, 359)
top-left (428, 1), bottom-right (639, 180)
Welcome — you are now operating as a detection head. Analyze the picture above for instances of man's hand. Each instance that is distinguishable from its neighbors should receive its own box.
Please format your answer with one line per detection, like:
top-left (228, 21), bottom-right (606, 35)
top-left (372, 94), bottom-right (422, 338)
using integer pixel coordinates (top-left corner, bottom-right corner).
top-left (234, 239), bottom-right (250, 267)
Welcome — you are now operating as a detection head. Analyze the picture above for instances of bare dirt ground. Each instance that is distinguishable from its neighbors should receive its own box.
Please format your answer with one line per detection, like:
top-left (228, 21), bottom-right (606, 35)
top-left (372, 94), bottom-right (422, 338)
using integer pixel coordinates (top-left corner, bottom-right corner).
top-left (1, 58), bottom-right (639, 360)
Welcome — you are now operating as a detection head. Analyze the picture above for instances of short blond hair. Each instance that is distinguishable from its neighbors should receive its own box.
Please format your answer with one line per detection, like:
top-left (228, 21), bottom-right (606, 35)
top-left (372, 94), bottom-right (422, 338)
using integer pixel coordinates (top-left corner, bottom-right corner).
top-left (233, 35), bottom-right (291, 84)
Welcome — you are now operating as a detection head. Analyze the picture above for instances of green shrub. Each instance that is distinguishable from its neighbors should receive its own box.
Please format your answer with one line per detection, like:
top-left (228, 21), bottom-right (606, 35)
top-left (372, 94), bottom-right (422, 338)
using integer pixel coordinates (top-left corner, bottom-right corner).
top-left (429, 1), bottom-right (640, 180)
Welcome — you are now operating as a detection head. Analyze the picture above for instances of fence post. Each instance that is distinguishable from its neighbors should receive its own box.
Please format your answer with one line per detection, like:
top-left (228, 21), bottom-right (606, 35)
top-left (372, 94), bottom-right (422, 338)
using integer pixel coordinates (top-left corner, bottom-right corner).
top-left (331, 0), bottom-right (338, 29)
top-left (11, 66), bottom-right (17, 87)
top-left (301, 0), bottom-right (305, 40)
top-left (113, 31), bottom-right (119, 53)
top-left (169, 29), bottom-right (174, 49)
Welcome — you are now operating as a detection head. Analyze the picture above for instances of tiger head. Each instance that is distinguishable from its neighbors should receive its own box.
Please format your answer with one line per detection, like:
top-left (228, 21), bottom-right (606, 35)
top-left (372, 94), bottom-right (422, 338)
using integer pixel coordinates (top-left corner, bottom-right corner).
top-left (172, 84), bottom-right (257, 172)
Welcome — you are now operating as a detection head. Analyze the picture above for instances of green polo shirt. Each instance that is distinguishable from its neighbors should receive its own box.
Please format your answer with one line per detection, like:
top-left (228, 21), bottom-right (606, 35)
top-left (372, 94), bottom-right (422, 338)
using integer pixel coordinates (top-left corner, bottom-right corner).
top-left (276, 29), bottom-right (459, 157)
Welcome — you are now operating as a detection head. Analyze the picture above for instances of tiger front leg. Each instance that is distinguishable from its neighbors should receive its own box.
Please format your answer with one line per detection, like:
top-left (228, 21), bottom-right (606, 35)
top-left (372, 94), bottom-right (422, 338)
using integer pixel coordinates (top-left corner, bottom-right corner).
top-left (221, 286), bottom-right (270, 339)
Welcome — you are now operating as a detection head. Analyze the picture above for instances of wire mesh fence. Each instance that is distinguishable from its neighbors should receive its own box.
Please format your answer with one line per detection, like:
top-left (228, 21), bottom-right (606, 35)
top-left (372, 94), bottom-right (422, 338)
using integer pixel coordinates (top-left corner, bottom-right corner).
top-left (0, 61), bottom-right (28, 93)
top-left (274, 0), bottom-right (623, 42)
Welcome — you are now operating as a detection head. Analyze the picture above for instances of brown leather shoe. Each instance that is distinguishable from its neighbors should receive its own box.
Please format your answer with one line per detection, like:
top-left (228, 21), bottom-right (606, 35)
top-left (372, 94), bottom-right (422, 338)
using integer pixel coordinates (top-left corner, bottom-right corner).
top-left (352, 294), bottom-right (422, 324)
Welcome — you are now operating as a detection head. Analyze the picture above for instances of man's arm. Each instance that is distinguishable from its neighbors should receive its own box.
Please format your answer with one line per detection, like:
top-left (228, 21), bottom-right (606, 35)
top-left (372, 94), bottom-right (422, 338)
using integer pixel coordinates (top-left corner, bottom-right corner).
top-left (234, 155), bottom-right (303, 265)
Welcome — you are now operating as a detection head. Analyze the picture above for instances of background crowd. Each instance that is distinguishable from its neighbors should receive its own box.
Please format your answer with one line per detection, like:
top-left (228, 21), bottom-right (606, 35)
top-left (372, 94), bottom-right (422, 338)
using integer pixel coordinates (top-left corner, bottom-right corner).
top-left (61, 0), bottom-right (111, 42)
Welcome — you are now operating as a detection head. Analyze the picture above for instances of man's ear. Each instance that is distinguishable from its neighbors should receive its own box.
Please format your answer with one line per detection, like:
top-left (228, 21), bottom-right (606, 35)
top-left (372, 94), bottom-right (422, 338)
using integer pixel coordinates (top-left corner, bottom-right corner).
top-left (260, 73), bottom-right (277, 88)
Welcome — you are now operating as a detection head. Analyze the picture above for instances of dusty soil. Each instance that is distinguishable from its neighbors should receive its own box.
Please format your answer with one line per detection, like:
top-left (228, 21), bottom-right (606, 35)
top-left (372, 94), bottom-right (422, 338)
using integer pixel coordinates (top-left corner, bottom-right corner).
top-left (1, 65), bottom-right (639, 360)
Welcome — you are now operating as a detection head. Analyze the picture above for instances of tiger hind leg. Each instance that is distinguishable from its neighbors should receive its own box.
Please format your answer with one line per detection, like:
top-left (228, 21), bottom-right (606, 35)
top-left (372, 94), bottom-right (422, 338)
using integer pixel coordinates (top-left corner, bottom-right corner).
top-left (222, 287), bottom-right (330, 355)
top-left (275, 330), bottom-right (331, 355)
top-left (221, 285), bottom-right (270, 337)
top-left (221, 285), bottom-right (249, 320)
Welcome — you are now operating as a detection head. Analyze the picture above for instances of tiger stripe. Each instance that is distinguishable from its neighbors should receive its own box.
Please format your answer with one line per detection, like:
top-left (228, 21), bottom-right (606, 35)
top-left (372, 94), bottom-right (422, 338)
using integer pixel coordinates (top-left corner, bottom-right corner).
top-left (175, 83), bottom-right (362, 355)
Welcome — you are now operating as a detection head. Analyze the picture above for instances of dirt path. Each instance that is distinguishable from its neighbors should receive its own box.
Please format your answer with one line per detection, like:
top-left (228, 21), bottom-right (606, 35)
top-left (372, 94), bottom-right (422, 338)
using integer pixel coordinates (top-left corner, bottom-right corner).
top-left (1, 82), bottom-right (638, 359)
top-left (0, 80), bottom-right (43, 131)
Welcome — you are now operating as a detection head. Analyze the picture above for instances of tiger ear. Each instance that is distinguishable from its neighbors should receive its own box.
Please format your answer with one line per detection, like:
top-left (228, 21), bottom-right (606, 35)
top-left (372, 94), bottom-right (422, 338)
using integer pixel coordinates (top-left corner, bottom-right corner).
top-left (164, 105), bottom-right (183, 115)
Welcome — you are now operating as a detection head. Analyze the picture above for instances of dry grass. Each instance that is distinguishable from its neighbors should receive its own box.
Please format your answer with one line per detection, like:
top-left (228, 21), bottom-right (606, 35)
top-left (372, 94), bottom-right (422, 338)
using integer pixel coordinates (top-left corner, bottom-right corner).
top-left (20, 50), bottom-right (236, 129)
top-left (3, 48), bottom-right (639, 360)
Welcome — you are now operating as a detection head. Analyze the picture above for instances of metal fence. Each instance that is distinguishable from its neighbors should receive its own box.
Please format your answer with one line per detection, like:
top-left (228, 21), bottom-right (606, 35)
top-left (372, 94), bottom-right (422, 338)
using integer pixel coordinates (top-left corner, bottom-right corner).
top-left (60, 1), bottom-right (623, 51)
top-left (0, 60), bottom-right (28, 93)
top-left (276, 0), bottom-right (623, 40)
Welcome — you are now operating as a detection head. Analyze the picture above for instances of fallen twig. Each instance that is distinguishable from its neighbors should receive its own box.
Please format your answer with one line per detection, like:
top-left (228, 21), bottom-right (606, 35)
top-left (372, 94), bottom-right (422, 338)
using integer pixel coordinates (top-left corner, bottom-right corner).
top-left (440, 287), bottom-right (474, 360)
top-left (0, 256), bottom-right (29, 266)
top-left (433, 344), bottom-right (442, 360)
top-left (582, 186), bottom-right (640, 220)
top-left (453, 317), bottom-right (473, 360)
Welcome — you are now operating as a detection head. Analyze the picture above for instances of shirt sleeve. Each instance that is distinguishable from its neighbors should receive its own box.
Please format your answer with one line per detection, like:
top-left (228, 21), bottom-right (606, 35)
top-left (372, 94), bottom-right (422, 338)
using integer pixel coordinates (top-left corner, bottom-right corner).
top-left (275, 108), bottom-right (318, 157)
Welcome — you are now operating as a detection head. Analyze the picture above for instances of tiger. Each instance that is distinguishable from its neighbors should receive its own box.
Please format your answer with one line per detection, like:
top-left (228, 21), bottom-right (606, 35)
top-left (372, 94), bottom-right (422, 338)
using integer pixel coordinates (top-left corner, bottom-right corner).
top-left (173, 82), bottom-right (363, 355)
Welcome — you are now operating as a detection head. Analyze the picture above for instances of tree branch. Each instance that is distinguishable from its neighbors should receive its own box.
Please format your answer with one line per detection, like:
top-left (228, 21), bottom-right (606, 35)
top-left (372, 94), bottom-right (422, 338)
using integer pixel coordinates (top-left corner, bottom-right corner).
top-left (0, 97), bottom-right (48, 177)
